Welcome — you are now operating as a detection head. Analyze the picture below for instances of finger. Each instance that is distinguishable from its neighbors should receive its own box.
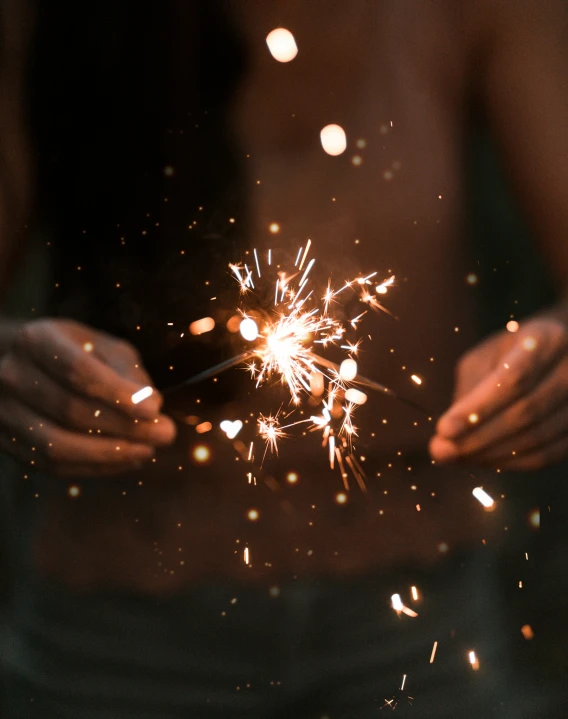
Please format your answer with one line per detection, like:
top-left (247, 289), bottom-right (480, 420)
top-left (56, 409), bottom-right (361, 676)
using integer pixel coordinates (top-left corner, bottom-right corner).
top-left (437, 324), bottom-right (567, 439)
top-left (467, 399), bottom-right (568, 466)
top-left (0, 434), bottom-right (147, 477)
top-left (14, 323), bottom-right (162, 419)
top-left (0, 354), bottom-right (176, 446)
top-left (431, 361), bottom-right (568, 460)
top-left (0, 399), bottom-right (155, 471)
top-left (493, 433), bottom-right (568, 472)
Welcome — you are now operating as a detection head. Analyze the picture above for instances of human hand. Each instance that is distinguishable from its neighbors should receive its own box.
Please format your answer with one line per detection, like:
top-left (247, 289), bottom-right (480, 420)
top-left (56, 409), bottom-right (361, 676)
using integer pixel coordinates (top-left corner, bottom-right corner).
top-left (429, 317), bottom-right (568, 471)
top-left (0, 319), bottom-right (176, 476)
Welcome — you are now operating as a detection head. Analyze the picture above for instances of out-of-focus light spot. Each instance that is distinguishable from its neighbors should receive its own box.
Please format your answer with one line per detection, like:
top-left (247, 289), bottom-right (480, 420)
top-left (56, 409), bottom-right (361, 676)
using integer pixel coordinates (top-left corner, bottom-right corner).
top-left (356, 138), bottom-right (367, 148)
top-left (131, 386), bottom-right (153, 404)
top-left (247, 508), bottom-right (259, 522)
top-left (269, 222), bottom-right (280, 234)
top-left (310, 371), bottom-right (325, 397)
top-left (269, 585), bottom-right (280, 597)
top-left (468, 412), bottom-right (479, 424)
top-left (189, 317), bottom-right (215, 335)
top-left (195, 421), bottom-right (212, 434)
top-left (391, 593), bottom-right (404, 612)
top-left (351, 155), bottom-right (362, 166)
top-left (468, 651), bottom-right (480, 671)
top-left (94, 410), bottom-right (101, 418)
top-left (506, 320), bottom-right (519, 333)
top-left (220, 419), bottom-right (243, 439)
top-left (68, 485), bottom-right (80, 498)
top-left (320, 124), bottom-right (347, 156)
top-left (528, 508), bottom-right (540, 528)
top-left (521, 624), bottom-right (534, 640)
top-left (335, 492), bottom-right (348, 505)
top-left (411, 374), bottom-right (422, 385)
top-left (83, 342), bottom-right (94, 352)
top-left (523, 336), bottom-right (537, 351)
top-left (339, 358), bottom-right (357, 382)
top-left (344, 388), bottom-right (367, 405)
top-left (191, 444), bottom-right (211, 464)
top-left (164, 165), bottom-right (174, 177)
top-left (239, 318), bottom-right (259, 342)
top-left (472, 486), bottom-right (495, 509)
top-left (226, 315), bottom-right (241, 333)
top-left (286, 471), bottom-right (299, 484)
top-left (266, 28), bottom-right (298, 62)
top-left (438, 542), bottom-right (449, 553)
top-left (466, 273), bottom-right (478, 285)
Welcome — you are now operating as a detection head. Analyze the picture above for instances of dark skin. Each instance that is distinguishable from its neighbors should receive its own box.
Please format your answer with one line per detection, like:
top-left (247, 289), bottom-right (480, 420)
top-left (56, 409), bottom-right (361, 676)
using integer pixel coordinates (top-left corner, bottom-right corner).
top-left (0, 0), bottom-right (567, 480)
top-left (430, 0), bottom-right (568, 470)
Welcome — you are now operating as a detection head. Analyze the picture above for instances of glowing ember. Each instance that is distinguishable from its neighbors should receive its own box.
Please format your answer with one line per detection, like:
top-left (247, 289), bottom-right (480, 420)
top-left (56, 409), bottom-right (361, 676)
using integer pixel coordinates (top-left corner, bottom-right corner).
top-left (339, 358), bottom-right (358, 382)
top-left (410, 374), bottom-right (422, 385)
top-left (472, 486), bottom-right (494, 508)
top-left (83, 342), bottom-right (94, 353)
top-left (220, 419), bottom-right (243, 439)
top-left (239, 317), bottom-right (259, 342)
top-left (189, 317), bottom-right (215, 335)
top-left (320, 124), bottom-right (347, 156)
top-left (265, 28), bottom-right (298, 63)
top-left (131, 386), bottom-right (153, 404)
top-left (506, 320), bottom-right (519, 333)
top-left (468, 651), bottom-right (480, 671)
top-left (391, 593), bottom-right (404, 612)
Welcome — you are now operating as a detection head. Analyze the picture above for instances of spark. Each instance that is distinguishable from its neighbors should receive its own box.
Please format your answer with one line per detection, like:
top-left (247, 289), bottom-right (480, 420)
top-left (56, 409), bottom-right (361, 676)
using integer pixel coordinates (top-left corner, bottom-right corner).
top-left (257, 413), bottom-right (286, 456)
top-left (430, 641), bottom-right (438, 663)
top-left (472, 486), bottom-right (494, 508)
top-left (468, 651), bottom-right (480, 671)
top-left (131, 386), bottom-right (153, 404)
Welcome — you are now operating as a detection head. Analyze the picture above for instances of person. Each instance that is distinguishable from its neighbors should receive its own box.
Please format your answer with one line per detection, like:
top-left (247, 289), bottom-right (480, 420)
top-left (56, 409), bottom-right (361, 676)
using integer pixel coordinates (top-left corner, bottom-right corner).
top-left (0, 0), bottom-right (567, 716)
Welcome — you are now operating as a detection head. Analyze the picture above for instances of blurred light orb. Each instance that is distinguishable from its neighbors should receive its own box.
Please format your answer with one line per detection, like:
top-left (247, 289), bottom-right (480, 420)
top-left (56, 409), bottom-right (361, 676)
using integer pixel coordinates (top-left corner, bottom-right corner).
top-left (189, 317), bottom-right (215, 335)
top-left (247, 508), bottom-right (260, 522)
top-left (345, 388), bottom-right (367, 405)
top-left (191, 444), bottom-right (211, 464)
top-left (286, 471), bottom-right (299, 484)
top-left (266, 28), bottom-right (298, 63)
top-left (506, 320), bottom-right (519, 333)
top-left (239, 318), bottom-right (259, 342)
top-left (269, 222), bottom-right (281, 234)
top-left (320, 124), bottom-right (347, 156)
top-left (339, 358), bottom-right (358, 382)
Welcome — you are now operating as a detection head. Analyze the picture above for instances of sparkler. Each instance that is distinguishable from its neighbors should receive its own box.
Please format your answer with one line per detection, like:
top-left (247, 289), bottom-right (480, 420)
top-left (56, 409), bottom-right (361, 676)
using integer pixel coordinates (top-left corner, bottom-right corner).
top-left (164, 244), bottom-right (430, 487)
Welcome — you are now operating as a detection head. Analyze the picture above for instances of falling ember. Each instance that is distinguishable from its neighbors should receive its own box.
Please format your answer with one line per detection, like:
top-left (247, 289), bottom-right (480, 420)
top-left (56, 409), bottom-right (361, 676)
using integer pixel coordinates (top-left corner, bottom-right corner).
top-left (195, 421), bottom-right (212, 434)
top-left (430, 641), bottom-right (438, 664)
top-left (376, 275), bottom-right (395, 294)
top-left (391, 594), bottom-right (404, 612)
top-left (189, 317), bottom-right (215, 335)
top-left (468, 651), bottom-right (480, 671)
top-left (320, 124), bottom-right (347, 156)
top-left (344, 388), bottom-right (367, 405)
top-left (265, 28), bottom-right (298, 63)
top-left (472, 486), bottom-right (495, 509)
top-left (400, 675), bottom-right (407, 691)
top-left (521, 624), bottom-right (534, 640)
top-left (239, 317), bottom-right (259, 342)
top-left (410, 374), bottom-right (422, 385)
top-left (410, 586), bottom-right (419, 601)
top-left (131, 386), bottom-right (153, 404)
top-left (339, 358), bottom-right (358, 382)
top-left (220, 419), bottom-right (243, 439)
top-left (244, 547), bottom-right (250, 564)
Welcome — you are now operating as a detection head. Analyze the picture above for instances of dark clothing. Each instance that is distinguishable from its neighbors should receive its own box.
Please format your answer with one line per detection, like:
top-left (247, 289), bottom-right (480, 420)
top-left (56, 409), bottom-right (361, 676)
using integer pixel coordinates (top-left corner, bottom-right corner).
top-left (3, 551), bottom-right (545, 719)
